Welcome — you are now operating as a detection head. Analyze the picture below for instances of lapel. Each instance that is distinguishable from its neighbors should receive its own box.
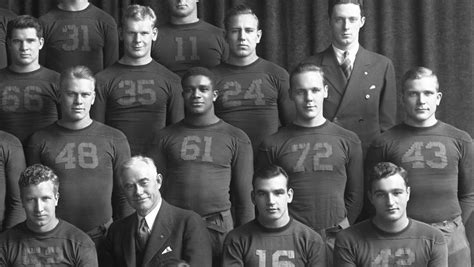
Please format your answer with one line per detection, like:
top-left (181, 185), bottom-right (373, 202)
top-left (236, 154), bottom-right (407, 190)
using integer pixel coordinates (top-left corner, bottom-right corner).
top-left (335, 46), bottom-right (372, 115)
top-left (122, 215), bottom-right (137, 267)
top-left (141, 200), bottom-right (172, 266)
top-left (321, 46), bottom-right (347, 97)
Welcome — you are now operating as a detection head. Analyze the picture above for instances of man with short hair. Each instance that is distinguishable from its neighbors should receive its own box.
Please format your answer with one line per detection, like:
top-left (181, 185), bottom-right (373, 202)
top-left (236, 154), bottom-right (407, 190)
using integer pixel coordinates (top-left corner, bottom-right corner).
top-left (151, 0), bottom-right (228, 76)
top-left (366, 67), bottom-right (473, 266)
top-left (0, 130), bottom-right (25, 232)
top-left (303, 0), bottom-right (396, 154)
top-left (39, 0), bottom-right (118, 73)
top-left (102, 156), bottom-right (212, 267)
top-left (223, 164), bottom-right (326, 266)
top-left (146, 66), bottom-right (254, 265)
top-left (0, 15), bottom-right (59, 144)
top-left (334, 162), bottom-right (447, 266)
top-left (26, 65), bottom-right (132, 248)
top-left (0, 8), bottom-right (16, 68)
top-left (0, 164), bottom-right (98, 266)
top-left (92, 4), bottom-right (183, 156)
top-left (212, 4), bottom-right (294, 154)
top-left (257, 63), bottom-right (363, 266)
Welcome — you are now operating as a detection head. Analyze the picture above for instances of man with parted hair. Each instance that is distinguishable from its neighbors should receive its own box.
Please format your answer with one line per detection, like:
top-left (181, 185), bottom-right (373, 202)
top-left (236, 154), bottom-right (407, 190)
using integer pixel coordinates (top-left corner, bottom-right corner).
top-left (26, 65), bottom-right (132, 250)
top-left (146, 66), bottom-right (254, 266)
top-left (39, 0), bottom-right (118, 74)
top-left (223, 164), bottom-right (326, 266)
top-left (257, 63), bottom-right (363, 266)
top-left (0, 164), bottom-right (98, 266)
top-left (102, 155), bottom-right (212, 267)
top-left (212, 4), bottom-right (295, 155)
top-left (334, 162), bottom-right (447, 266)
top-left (0, 15), bottom-right (60, 145)
top-left (365, 67), bottom-right (473, 266)
top-left (303, 0), bottom-right (396, 156)
top-left (151, 0), bottom-right (228, 76)
top-left (92, 4), bottom-right (183, 156)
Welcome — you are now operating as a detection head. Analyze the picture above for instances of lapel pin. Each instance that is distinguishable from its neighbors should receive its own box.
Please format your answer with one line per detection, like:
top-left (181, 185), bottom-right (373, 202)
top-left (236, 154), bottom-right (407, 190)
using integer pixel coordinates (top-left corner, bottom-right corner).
top-left (364, 71), bottom-right (368, 75)
top-left (369, 85), bottom-right (376, 90)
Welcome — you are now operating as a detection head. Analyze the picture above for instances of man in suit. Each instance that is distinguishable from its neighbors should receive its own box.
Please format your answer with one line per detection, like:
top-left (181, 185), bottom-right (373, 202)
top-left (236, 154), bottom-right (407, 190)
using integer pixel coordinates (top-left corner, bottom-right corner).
top-left (303, 0), bottom-right (396, 154)
top-left (101, 155), bottom-right (212, 267)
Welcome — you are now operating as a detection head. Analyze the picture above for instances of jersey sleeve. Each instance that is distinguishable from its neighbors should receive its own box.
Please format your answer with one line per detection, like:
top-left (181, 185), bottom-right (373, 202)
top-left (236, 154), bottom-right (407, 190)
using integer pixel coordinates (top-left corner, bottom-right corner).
top-left (166, 81), bottom-right (184, 125)
top-left (25, 133), bottom-right (44, 166)
top-left (182, 213), bottom-right (213, 266)
top-left (379, 60), bottom-right (397, 133)
top-left (144, 132), bottom-right (168, 177)
top-left (111, 135), bottom-right (134, 220)
top-left (276, 71), bottom-right (295, 126)
top-left (90, 78), bottom-right (107, 123)
top-left (344, 140), bottom-right (364, 224)
top-left (222, 233), bottom-right (245, 267)
top-left (103, 21), bottom-right (119, 69)
top-left (428, 230), bottom-right (448, 267)
top-left (307, 233), bottom-right (326, 267)
top-left (458, 138), bottom-right (474, 222)
top-left (230, 137), bottom-right (254, 226)
top-left (76, 240), bottom-right (99, 267)
top-left (255, 139), bottom-right (275, 170)
top-left (3, 139), bottom-right (26, 229)
top-left (333, 232), bottom-right (358, 267)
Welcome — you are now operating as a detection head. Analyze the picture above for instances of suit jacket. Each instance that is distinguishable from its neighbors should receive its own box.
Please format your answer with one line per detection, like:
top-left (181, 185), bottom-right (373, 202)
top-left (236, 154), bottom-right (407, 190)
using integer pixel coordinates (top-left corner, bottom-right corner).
top-left (100, 200), bottom-right (212, 267)
top-left (303, 46), bottom-right (397, 151)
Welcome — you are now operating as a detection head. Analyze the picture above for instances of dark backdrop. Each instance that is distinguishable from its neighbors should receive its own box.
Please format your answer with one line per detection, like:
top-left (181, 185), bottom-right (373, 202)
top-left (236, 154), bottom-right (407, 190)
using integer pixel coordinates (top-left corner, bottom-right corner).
top-left (2, 0), bottom-right (474, 259)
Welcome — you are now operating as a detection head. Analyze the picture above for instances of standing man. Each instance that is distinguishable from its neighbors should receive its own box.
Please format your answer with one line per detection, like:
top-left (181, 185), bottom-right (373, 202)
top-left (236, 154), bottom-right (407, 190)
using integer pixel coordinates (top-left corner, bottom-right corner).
top-left (26, 66), bottom-right (133, 249)
top-left (366, 67), bottom-right (473, 266)
top-left (0, 15), bottom-right (59, 145)
top-left (92, 4), bottom-right (183, 156)
top-left (212, 4), bottom-right (294, 154)
top-left (0, 130), bottom-right (25, 232)
top-left (223, 164), bottom-right (326, 266)
top-left (257, 63), bottom-right (363, 266)
top-left (334, 162), bottom-right (447, 266)
top-left (303, 0), bottom-right (396, 154)
top-left (0, 164), bottom-right (98, 266)
top-left (0, 8), bottom-right (15, 69)
top-left (102, 156), bottom-right (212, 267)
top-left (146, 67), bottom-right (254, 265)
top-left (39, 0), bottom-right (118, 74)
top-left (151, 0), bottom-right (228, 76)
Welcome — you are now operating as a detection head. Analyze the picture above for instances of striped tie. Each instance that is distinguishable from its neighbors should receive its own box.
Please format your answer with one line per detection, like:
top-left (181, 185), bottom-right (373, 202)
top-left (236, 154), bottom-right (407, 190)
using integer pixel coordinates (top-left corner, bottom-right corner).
top-left (341, 51), bottom-right (352, 78)
top-left (136, 218), bottom-right (150, 250)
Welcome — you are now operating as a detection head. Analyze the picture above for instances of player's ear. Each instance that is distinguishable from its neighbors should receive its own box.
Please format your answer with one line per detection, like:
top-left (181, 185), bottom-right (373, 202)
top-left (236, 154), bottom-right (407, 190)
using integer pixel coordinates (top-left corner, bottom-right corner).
top-left (152, 27), bottom-right (158, 41)
top-left (39, 37), bottom-right (44, 50)
top-left (287, 188), bottom-right (294, 203)
top-left (323, 85), bottom-right (328, 99)
top-left (54, 192), bottom-right (60, 206)
top-left (436, 91), bottom-right (442, 106)
top-left (251, 190), bottom-right (256, 205)
top-left (360, 16), bottom-right (366, 28)
top-left (156, 173), bottom-right (163, 187)
top-left (212, 89), bottom-right (218, 102)
top-left (256, 29), bottom-right (262, 44)
top-left (406, 186), bottom-right (410, 201)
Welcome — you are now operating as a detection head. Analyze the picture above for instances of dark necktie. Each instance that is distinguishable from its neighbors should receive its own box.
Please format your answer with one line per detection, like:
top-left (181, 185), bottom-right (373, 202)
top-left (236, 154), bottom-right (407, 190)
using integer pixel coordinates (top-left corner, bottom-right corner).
top-left (136, 217), bottom-right (150, 250)
top-left (341, 51), bottom-right (352, 78)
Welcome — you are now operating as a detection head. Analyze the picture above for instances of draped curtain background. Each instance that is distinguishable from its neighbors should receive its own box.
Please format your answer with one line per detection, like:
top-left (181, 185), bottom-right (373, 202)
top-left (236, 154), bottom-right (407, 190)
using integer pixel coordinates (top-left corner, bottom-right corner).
top-left (2, 0), bottom-right (474, 256)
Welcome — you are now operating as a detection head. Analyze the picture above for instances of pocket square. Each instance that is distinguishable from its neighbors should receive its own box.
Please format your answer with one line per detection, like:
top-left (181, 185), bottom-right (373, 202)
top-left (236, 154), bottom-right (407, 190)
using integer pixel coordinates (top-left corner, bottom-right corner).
top-left (369, 85), bottom-right (376, 90)
top-left (162, 246), bottom-right (173, 254)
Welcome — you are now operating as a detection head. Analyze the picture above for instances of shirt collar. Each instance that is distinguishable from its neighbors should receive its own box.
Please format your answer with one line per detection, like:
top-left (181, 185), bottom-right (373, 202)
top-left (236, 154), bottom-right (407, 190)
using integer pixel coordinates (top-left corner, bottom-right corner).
top-left (137, 198), bottom-right (162, 231)
top-left (332, 43), bottom-right (359, 65)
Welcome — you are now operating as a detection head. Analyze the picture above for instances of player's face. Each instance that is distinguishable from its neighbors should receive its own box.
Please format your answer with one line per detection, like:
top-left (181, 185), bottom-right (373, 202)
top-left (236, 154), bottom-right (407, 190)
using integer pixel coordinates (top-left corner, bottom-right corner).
top-left (21, 181), bottom-right (59, 233)
top-left (369, 174), bottom-right (410, 224)
top-left (8, 27), bottom-right (43, 67)
top-left (182, 75), bottom-right (217, 115)
top-left (330, 3), bottom-right (365, 50)
top-left (168, 0), bottom-right (198, 18)
top-left (60, 78), bottom-right (95, 123)
top-left (291, 71), bottom-right (328, 123)
top-left (121, 161), bottom-right (162, 217)
top-left (121, 18), bottom-right (157, 61)
top-left (226, 14), bottom-right (261, 59)
top-left (252, 174), bottom-right (293, 228)
top-left (403, 77), bottom-right (442, 127)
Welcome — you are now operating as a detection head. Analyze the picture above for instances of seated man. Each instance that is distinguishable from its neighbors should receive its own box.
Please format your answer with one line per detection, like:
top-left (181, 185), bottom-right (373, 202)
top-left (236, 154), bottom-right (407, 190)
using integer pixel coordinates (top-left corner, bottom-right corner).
top-left (223, 164), bottom-right (325, 266)
top-left (334, 162), bottom-right (447, 266)
top-left (102, 156), bottom-right (212, 267)
top-left (0, 164), bottom-right (98, 266)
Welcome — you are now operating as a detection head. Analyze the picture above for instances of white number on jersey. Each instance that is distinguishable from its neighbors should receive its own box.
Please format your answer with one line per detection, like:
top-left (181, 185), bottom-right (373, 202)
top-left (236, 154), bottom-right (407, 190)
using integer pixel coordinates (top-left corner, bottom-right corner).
top-left (401, 141), bottom-right (448, 169)
top-left (117, 79), bottom-right (157, 105)
top-left (222, 79), bottom-right (265, 107)
top-left (1, 85), bottom-right (44, 111)
top-left (55, 142), bottom-right (99, 169)
top-left (180, 136), bottom-right (213, 162)
top-left (174, 36), bottom-right (200, 61)
top-left (372, 248), bottom-right (415, 266)
top-left (292, 142), bottom-right (333, 172)
top-left (61, 25), bottom-right (91, 51)
top-left (256, 249), bottom-right (295, 267)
